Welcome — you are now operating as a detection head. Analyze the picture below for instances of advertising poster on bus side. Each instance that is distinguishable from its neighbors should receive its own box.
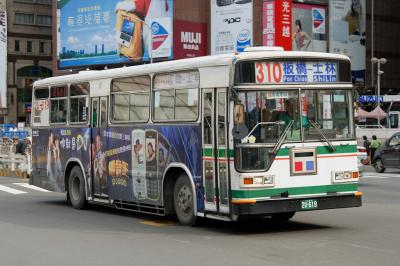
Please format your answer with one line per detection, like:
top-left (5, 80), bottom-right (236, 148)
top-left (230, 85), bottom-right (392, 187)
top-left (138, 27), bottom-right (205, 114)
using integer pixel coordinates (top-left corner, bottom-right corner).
top-left (0, 11), bottom-right (6, 108)
top-left (329, 0), bottom-right (366, 84)
top-left (57, 0), bottom-right (173, 69)
top-left (292, 3), bottom-right (327, 52)
top-left (210, 0), bottom-right (253, 54)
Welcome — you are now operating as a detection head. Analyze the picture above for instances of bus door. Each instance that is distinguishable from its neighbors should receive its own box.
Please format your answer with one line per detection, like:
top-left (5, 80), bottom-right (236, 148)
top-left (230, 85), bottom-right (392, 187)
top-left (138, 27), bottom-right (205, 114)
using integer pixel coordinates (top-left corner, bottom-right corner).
top-left (91, 97), bottom-right (109, 199)
top-left (202, 88), bottom-right (229, 214)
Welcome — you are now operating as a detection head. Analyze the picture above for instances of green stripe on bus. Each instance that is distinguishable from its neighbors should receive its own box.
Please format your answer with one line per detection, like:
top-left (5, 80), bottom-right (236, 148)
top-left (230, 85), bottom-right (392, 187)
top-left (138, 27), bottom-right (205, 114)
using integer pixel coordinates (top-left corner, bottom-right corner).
top-left (276, 145), bottom-right (357, 157)
top-left (231, 183), bottom-right (358, 199)
top-left (203, 145), bottom-right (356, 159)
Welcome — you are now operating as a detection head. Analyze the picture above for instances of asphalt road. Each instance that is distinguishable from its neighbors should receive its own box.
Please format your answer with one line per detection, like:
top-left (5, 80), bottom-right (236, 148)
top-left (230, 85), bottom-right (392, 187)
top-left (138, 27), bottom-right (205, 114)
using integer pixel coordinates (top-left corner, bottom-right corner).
top-left (0, 168), bottom-right (399, 266)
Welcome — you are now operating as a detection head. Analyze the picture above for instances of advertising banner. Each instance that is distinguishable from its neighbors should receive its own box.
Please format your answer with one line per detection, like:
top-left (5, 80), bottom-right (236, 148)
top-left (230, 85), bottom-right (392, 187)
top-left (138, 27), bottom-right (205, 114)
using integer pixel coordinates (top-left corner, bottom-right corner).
top-left (292, 3), bottom-right (327, 52)
top-left (211, 0), bottom-right (253, 55)
top-left (173, 20), bottom-right (207, 59)
top-left (262, 0), bottom-right (292, 51)
top-left (0, 11), bottom-right (6, 108)
top-left (57, 0), bottom-right (173, 69)
top-left (329, 0), bottom-right (366, 84)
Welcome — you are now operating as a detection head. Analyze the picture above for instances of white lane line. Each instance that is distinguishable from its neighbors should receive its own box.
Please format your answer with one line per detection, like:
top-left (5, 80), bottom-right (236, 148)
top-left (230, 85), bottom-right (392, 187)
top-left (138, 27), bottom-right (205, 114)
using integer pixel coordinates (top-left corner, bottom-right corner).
top-left (0, 184), bottom-right (28, 194)
top-left (361, 174), bottom-right (390, 179)
top-left (13, 183), bottom-right (50, 192)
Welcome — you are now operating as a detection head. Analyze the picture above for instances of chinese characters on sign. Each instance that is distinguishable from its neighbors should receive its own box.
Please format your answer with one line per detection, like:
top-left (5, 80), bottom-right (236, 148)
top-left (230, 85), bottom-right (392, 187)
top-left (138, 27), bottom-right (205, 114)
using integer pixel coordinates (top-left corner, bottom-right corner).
top-left (262, 1), bottom-right (275, 47)
top-left (262, 0), bottom-right (292, 50)
top-left (255, 61), bottom-right (337, 84)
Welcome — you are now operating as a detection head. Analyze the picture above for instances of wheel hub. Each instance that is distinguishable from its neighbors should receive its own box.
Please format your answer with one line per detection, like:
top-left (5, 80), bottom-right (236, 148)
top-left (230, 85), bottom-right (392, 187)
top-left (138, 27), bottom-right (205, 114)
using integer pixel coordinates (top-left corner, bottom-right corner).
top-left (177, 185), bottom-right (192, 213)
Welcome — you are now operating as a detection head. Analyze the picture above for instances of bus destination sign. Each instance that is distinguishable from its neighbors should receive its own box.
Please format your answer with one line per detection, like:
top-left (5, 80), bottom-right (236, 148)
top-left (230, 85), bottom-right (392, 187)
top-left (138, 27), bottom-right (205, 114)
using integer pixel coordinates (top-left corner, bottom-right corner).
top-left (255, 61), bottom-right (337, 84)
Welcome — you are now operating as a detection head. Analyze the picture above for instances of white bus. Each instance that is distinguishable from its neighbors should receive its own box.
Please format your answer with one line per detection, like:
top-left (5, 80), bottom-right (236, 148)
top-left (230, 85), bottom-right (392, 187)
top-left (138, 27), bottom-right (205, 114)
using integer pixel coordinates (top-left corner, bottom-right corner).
top-left (31, 47), bottom-right (362, 225)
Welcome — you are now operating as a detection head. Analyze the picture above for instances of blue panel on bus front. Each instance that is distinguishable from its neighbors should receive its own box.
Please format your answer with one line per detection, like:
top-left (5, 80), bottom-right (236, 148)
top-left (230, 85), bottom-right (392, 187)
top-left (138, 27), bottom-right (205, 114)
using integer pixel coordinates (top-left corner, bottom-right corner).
top-left (31, 125), bottom-right (204, 212)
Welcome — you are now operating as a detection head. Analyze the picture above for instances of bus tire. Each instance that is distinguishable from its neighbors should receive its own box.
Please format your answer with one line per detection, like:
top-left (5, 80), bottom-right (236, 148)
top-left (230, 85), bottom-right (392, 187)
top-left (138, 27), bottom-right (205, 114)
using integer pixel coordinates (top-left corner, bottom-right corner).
top-left (68, 166), bottom-right (87, 209)
top-left (173, 174), bottom-right (197, 225)
top-left (270, 212), bottom-right (295, 222)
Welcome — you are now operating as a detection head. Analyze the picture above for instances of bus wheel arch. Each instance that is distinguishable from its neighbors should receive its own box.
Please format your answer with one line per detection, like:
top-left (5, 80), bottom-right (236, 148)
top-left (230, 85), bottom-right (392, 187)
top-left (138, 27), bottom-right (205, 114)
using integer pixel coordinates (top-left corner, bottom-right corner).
top-left (162, 165), bottom-right (197, 224)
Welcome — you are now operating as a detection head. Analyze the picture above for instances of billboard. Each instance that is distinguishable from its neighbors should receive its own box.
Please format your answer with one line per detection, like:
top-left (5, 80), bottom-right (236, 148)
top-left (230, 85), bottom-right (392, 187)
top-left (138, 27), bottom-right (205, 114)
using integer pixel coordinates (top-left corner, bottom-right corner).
top-left (262, 0), bottom-right (292, 51)
top-left (292, 3), bottom-right (327, 52)
top-left (173, 20), bottom-right (207, 60)
top-left (211, 0), bottom-right (253, 54)
top-left (57, 0), bottom-right (173, 69)
top-left (329, 0), bottom-right (366, 84)
top-left (0, 11), bottom-right (6, 108)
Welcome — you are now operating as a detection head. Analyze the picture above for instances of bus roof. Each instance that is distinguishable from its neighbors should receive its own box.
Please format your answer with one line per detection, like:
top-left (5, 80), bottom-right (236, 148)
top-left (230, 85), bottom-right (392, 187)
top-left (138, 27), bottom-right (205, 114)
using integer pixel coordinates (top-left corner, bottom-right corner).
top-left (34, 50), bottom-right (350, 87)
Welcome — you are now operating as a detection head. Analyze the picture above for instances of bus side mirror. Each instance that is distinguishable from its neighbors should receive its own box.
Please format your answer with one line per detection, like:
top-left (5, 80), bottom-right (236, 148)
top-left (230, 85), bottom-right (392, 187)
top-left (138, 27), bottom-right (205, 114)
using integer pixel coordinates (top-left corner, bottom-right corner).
top-left (234, 103), bottom-right (244, 125)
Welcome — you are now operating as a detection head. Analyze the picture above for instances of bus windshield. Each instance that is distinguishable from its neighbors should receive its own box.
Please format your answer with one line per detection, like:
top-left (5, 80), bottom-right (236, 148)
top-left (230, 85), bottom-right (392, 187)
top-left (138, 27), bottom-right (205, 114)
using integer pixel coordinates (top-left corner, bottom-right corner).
top-left (234, 89), bottom-right (354, 172)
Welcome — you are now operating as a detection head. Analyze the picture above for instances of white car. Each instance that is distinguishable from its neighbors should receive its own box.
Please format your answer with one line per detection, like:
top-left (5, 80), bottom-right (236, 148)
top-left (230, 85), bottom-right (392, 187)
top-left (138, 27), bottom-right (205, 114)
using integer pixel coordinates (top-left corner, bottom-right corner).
top-left (357, 146), bottom-right (368, 173)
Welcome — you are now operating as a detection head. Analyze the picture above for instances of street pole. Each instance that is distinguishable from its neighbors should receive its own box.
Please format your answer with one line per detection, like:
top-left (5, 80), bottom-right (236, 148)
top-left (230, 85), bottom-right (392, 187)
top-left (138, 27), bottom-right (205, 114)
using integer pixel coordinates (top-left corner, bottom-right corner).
top-left (377, 60), bottom-right (380, 127)
top-left (371, 0), bottom-right (374, 89)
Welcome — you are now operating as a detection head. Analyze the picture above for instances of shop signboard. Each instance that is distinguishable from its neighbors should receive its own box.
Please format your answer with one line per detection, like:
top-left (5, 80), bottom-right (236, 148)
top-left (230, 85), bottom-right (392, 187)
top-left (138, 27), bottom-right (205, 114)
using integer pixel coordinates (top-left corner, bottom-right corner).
top-left (292, 3), bottom-right (327, 52)
top-left (262, 0), bottom-right (292, 51)
top-left (0, 11), bottom-right (6, 108)
top-left (173, 20), bottom-right (207, 59)
top-left (57, 0), bottom-right (173, 69)
top-left (211, 0), bottom-right (253, 54)
top-left (329, 0), bottom-right (366, 84)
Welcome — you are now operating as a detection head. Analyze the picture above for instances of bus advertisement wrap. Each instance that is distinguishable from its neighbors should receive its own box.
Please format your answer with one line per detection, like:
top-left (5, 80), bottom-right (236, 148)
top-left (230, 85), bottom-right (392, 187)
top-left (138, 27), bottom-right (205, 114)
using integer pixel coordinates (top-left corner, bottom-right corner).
top-left (31, 126), bottom-right (204, 211)
top-left (0, 11), bottom-right (6, 108)
top-left (211, 0), bottom-right (253, 54)
top-left (57, 0), bottom-right (173, 69)
top-left (329, 0), bottom-right (366, 84)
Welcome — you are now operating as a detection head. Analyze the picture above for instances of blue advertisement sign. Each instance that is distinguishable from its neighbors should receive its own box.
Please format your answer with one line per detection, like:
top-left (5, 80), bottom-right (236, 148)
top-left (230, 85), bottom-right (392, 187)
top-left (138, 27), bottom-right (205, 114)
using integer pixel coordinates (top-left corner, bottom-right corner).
top-left (358, 95), bottom-right (383, 103)
top-left (57, 0), bottom-right (173, 69)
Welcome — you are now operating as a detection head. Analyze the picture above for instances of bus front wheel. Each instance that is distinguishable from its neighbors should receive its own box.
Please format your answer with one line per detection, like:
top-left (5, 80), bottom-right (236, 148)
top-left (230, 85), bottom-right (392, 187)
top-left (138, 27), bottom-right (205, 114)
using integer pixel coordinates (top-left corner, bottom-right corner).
top-left (68, 166), bottom-right (87, 209)
top-left (173, 174), bottom-right (197, 225)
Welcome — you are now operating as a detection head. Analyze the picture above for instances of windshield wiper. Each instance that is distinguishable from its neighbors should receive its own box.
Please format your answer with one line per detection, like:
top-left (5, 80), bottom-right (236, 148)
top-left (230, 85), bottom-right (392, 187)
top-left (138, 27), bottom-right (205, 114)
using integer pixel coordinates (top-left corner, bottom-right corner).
top-left (271, 120), bottom-right (294, 154)
top-left (308, 120), bottom-right (336, 152)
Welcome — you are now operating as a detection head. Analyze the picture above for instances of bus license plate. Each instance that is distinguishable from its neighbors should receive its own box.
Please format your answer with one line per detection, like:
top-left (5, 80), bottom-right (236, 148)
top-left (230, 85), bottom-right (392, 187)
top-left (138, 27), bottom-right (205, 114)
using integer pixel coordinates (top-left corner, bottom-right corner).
top-left (301, 199), bottom-right (318, 210)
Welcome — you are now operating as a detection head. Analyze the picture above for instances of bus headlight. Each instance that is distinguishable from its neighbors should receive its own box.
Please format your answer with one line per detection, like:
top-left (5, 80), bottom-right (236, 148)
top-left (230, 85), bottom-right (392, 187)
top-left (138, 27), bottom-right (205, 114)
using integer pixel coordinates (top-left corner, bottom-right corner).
top-left (241, 175), bottom-right (275, 187)
top-left (332, 171), bottom-right (359, 183)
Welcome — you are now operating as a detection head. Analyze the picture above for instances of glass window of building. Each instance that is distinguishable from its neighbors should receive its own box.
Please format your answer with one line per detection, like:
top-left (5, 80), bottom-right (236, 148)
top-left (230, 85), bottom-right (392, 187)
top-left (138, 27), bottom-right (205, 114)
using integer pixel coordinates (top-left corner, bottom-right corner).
top-left (15, 13), bottom-right (34, 25)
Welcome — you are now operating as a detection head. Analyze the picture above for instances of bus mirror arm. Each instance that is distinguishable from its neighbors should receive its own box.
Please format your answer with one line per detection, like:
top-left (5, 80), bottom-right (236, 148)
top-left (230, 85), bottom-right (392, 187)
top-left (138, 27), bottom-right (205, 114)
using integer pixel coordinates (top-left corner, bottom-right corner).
top-left (308, 120), bottom-right (336, 152)
top-left (271, 120), bottom-right (294, 154)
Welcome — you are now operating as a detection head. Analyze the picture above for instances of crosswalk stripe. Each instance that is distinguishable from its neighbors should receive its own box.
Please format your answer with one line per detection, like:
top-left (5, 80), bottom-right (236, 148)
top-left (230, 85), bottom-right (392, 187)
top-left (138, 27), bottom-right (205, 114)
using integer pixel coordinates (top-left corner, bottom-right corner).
top-left (13, 183), bottom-right (50, 192)
top-left (0, 184), bottom-right (28, 194)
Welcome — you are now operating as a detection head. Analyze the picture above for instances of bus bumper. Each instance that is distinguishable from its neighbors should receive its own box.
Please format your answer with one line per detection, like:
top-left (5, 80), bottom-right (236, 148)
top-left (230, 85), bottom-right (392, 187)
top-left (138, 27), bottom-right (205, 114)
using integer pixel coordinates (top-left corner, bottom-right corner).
top-left (232, 193), bottom-right (362, 216)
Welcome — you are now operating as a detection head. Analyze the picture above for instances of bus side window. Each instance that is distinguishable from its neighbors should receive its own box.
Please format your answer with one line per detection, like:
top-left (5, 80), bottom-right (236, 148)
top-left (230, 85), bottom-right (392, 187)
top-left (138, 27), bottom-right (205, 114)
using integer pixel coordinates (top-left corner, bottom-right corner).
top-left (33, 87), bottom-right (50, 126)
top-left (70, 83), bottom-right (89, 124)
top-left (50, 85), bottom-right (68, 124)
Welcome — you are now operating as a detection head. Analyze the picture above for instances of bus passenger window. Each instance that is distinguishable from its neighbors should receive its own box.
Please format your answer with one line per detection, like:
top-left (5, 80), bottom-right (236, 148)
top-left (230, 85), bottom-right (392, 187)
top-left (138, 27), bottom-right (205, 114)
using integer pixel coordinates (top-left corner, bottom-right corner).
top-left (70, 83), bottom-right (89, 123)
top-left (50, 85), bottom-right (68, 124)
top-left (111, 76), bottom-right (150, 122)
top-left (33, 88), bottom-right (50, 126)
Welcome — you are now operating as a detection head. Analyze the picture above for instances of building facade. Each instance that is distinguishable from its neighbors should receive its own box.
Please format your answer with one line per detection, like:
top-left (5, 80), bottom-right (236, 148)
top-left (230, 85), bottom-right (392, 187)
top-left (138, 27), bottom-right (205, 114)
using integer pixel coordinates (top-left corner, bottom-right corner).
top-left (4, 0), bottom-right (52, 124)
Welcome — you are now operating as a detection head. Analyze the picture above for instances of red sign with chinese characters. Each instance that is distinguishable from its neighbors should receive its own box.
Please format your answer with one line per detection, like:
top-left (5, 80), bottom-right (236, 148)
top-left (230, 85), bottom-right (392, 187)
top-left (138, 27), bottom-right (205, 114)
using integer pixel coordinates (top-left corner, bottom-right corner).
top-left (262, 0), bottom-right (292, 51)
top-left (173, 20), bottom-right (207, 60)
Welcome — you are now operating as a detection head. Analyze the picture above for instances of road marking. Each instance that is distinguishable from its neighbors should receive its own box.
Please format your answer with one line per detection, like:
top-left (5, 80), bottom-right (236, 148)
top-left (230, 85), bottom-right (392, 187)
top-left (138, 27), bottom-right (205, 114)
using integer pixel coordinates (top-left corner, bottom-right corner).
top-left (0, 184), bottom-right (28, 194)
top-left (361, 173), bottom-right (400, 179)
top-left (13, 183), bottom-right (50, 192)
top-left (140, 220), bottom-right (176, 227)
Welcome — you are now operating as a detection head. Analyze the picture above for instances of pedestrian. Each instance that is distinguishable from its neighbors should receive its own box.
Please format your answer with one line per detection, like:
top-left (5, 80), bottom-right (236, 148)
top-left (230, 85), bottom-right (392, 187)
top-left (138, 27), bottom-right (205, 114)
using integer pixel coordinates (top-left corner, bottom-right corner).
top-left (369, 135), bottom-right (381, 164)
top-left (362, 135), bottom-right (371, 164)
top-left (15, 138), bottom-right (27, 155)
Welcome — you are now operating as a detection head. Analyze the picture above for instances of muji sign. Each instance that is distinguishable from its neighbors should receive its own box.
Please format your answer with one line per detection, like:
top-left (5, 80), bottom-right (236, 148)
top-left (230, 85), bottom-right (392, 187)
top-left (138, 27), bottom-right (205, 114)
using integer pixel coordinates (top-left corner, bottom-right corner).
top-left (262, 0), bottom-right (292, 51)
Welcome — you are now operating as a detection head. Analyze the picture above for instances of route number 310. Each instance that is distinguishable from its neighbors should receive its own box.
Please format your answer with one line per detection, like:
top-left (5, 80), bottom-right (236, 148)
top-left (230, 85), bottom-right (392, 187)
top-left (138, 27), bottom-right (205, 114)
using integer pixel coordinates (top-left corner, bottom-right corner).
top-left (255, 62), bottom-right (283, 84)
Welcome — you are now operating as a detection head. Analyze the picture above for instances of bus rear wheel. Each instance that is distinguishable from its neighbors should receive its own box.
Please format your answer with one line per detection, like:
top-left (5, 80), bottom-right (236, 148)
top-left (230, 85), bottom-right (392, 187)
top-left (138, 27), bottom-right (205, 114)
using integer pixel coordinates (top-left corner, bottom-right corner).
top-left (173, 174), bottom-right (196, 225)
top-left (68, 166), bottom-right (87, 209)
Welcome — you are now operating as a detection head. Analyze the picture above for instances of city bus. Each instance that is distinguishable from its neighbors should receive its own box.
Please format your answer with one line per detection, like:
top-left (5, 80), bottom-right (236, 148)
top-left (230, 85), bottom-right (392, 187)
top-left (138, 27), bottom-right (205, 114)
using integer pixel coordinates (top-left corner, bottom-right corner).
top-left (31, 47), bottom-right (362, 225)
